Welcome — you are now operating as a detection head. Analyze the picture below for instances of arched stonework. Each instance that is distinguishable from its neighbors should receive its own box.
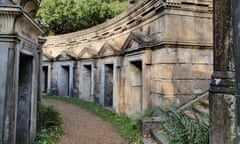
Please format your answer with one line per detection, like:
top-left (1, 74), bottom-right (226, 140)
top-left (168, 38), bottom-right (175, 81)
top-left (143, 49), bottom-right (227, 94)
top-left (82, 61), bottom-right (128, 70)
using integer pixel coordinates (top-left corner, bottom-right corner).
top-left (42, 0), bottom-right (213, 117)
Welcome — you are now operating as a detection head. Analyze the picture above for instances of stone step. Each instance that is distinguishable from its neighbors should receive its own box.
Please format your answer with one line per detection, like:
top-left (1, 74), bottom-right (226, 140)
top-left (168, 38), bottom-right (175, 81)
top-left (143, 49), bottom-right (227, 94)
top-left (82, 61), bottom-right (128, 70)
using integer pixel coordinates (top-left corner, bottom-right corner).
top-left (199, 99), bottom-right (209, 107)
top-left (192, 104), bottom-right (209, 115)
top-left (142, 136), bottom-right (159, 144)
top-left (179, 91), bottom-right (209, 111)
top-left (182, 102), bottom-right (209, 124)
top-left (183, 110), bottom-right (198, 120)
top-left (151, 129), bottom-right (169, 144)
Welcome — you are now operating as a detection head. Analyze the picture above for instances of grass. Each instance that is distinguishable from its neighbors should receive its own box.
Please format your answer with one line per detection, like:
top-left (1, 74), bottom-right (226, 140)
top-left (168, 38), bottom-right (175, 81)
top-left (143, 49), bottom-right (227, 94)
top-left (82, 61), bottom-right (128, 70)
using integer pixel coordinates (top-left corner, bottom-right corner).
top-left (42, 94), bottom-right (143, 143)
top-left (34, 103), bottom-right (64, 144)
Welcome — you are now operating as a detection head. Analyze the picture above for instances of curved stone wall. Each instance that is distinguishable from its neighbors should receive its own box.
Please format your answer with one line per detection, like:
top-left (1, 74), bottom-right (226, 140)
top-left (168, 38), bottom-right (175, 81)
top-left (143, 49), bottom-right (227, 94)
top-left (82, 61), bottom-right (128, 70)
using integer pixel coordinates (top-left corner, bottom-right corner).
top-left (42, 0), bottom-right (213, 116)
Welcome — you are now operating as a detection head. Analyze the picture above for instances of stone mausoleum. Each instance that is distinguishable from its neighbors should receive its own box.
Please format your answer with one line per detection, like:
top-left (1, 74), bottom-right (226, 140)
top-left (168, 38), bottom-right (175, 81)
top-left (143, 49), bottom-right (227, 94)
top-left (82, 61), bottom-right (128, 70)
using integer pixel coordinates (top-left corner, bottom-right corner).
top-left (42, 0), bottom-right (213, 117)
top-left (0, 0), bottom-right (45, 143)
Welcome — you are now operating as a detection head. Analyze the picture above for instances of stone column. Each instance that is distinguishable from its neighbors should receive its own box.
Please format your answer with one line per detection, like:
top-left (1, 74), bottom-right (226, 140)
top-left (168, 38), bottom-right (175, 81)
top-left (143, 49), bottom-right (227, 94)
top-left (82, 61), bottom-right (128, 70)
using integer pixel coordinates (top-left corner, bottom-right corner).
top-left (210, 0), bottom-right (240, 143)
top-left (232, 0), bottom-right (240, 143)
top-left (142, 48), bottom-right (152, 110)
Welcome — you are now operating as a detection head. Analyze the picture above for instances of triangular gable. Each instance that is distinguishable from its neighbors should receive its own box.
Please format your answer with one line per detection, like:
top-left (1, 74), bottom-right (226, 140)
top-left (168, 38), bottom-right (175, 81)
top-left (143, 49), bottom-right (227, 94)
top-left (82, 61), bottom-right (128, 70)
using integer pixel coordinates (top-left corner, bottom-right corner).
top-left (121, 32), bottom-right (153, 53)
top-left (56, 51), bottom-right (77, 61)
top-left (98, 42), bottom-right (120, 57)
top-left (78, 47), bottom-right (97, 59)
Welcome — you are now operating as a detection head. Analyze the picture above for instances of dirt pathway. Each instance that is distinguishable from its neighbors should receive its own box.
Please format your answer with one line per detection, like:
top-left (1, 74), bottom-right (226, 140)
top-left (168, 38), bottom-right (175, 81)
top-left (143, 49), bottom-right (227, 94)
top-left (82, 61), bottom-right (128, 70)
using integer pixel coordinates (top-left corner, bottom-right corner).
top-left (42, 98), bottom-right (128, 144)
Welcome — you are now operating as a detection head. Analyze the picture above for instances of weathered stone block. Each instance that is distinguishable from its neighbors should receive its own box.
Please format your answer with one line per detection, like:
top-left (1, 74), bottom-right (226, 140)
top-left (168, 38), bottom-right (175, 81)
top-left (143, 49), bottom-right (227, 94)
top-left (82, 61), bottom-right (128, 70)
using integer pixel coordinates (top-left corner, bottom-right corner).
top-left (151, 64), bottom-right (173, 79)
top-left (174, 95), bottom-right (196, 107)
top-left (176, 80), bottom-right (193, 94)
top-left (152, 48), bottom-right (178, 64)
top-left (165, 14), bottom-right (213, 44)
top-left (173, 64), bottom-right (193, 79)
top-left (192, 64), bottom-right (212, 79)
top-left (150, 17), bottom-right (165, 35)
top-left (192, 49), bottom-right (213, 64)
top-left (177, 48), bottom-right (192, 63)
top-left (150, 93), bottom-right (175, 109)
top-left (140, 117), bottom-right (161, 136)
top-left (152, 80), bottom-right (178, 94)
top-left (192, 80), bottom-right (210, 94)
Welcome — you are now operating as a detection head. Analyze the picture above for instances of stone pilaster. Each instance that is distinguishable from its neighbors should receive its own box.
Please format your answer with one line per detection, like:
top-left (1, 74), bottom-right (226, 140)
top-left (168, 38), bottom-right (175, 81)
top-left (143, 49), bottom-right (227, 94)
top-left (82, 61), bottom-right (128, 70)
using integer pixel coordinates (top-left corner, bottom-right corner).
top-left (209, 71), bottom-right (236, 144)
top-left (210, 0), bottom-right (240, 143)
top-left (0, 3), bottom-right (44, 144)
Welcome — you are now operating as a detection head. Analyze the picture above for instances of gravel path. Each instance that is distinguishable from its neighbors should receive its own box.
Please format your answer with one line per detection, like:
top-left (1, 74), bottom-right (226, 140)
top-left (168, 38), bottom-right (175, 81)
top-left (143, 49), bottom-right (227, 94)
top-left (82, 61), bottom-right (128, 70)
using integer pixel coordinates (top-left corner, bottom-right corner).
top-left (42, 98), bottom-right (128, 144)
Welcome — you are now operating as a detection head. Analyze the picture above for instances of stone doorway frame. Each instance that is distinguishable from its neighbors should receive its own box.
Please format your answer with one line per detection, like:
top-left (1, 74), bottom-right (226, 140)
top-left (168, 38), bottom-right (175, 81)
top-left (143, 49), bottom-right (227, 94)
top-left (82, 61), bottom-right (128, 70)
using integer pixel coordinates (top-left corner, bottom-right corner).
top-left (103, 64), bottom-right (114, 107)
top-left (41, 63), bottom-right (51, 93)
top-left (16, 49), bottom-right (39, 144)
top-left (123, 51), bottom-right (151, 116)
top-left (57, 62), bottom-right (74, 96)
top-left (123, 54), bottom-right (144, 116)
top-left (79, 61), bottom-right (94, 101)
top-left (100, 58), bottom-right (119, 111)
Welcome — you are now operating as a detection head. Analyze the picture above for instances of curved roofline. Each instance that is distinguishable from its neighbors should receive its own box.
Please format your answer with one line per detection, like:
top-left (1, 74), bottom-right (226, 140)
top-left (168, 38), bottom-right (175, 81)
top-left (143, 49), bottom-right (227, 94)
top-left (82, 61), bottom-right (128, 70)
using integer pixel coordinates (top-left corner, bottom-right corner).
top-left (46, 0), bottom-right (151, 40)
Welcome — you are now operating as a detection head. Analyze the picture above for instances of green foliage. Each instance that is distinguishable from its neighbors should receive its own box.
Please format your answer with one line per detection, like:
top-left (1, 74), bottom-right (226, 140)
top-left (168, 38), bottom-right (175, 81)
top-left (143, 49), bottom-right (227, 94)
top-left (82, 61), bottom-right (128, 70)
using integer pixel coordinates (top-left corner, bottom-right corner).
top-left (156, 107), bottom-right (209, 144)
top-left (42, 95), bottom-right (142, 143)
top-left (37, 0), bottom-right (131, 35)
top-left (38, 103), bottom-right (62, 128)
top-left (34, 103), bottom-right (63, 144)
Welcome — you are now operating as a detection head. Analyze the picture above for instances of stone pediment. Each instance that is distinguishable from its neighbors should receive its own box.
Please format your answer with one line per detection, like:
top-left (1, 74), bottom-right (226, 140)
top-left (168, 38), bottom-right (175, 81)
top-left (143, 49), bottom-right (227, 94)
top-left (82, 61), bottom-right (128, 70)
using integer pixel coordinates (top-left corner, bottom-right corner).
top-left (122, 32), bottom-right (153, 53)
top-left (78, 47), bottom-right (97, 59)
top-left (56, 51), bottom-right (77, 61)
top-left (98, 42), bottom-right (120, 57)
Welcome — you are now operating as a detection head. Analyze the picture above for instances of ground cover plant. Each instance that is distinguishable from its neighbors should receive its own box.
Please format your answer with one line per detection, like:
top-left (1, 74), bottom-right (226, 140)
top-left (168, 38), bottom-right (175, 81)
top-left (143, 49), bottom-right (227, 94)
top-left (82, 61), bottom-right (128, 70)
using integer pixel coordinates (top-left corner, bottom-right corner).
top-left (154, 107), bottom-right (209, 144)
top-left (34, 103), bottom-right (64, 144)
top-left (42, 94), bottom-right (142, 143)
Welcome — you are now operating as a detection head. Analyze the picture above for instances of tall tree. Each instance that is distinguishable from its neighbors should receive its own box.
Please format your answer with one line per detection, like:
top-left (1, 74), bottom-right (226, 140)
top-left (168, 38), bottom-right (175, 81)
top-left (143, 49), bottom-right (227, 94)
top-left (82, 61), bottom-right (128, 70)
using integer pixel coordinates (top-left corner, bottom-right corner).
top-left (36, 0), bottom-right (130, 35)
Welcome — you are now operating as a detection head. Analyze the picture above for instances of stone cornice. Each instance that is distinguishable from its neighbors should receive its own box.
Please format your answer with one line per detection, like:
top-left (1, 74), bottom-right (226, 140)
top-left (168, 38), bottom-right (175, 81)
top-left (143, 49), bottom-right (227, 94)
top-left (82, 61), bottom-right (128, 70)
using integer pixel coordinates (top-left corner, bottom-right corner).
top-left (42, 0), bottom-right (213, 58)
top-left (45, 0), bottom-right (212, 44)
top-left (10, 0), bottom-right (41, 15)
top-left (0, 5), bottom-right (45, 39)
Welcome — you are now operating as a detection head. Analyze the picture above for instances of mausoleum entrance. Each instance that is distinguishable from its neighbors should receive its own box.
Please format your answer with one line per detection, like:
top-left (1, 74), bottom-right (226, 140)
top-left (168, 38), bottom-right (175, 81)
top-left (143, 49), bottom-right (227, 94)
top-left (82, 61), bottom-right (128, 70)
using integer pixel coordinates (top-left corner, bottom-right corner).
top-left (16, 54), bottom-right (33, 144)
top-left (58, 65), bottom-right (70, 96)
top-left (82, 64), bottom-right (92, 100)
top-left (104, 64), bottom-right (114, 107)
top-left (127, 60), bottom-right (143, 115)
top-left (42, 66), bottom-right (48, 93)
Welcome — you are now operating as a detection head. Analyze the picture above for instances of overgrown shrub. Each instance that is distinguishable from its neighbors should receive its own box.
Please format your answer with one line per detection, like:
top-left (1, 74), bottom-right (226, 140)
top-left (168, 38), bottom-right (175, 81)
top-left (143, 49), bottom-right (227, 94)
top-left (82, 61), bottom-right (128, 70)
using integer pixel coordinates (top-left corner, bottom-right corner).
top-left (155, 107), bottom-right (209, 144)
top-left (34, 103), bottom-right (63, 144)
top-left (38, 103), bottom-right (62, 128)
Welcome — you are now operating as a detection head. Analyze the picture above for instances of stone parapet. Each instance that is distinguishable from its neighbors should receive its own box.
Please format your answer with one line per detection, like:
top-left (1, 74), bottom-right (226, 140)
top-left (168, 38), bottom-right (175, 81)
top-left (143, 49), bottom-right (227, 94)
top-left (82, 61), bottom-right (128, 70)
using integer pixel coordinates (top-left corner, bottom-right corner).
top-left (42, 0), bottom-right (213, 59)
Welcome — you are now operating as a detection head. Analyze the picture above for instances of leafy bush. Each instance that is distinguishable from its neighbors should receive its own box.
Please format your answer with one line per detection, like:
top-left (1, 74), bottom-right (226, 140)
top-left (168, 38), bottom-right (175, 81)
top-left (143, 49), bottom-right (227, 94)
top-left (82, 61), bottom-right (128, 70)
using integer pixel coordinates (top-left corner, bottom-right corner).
top-left (42, 95), bottom-right (142, 143)
top-left (156, 107), bottom-right (209, 144)
top-left (34, 103), bottom-right (63, 144)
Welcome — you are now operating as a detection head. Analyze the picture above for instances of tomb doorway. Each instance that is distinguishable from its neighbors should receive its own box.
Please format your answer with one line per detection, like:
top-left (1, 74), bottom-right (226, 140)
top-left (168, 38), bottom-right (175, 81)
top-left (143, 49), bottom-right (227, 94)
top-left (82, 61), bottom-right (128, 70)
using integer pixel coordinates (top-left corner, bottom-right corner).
top-left (129, 60), bottom-right (143, 114)
top-left (59, 65), bottom-right (70, 96)
top-left (104, 64), bottom-right (114, 107)
top-left (42, 66), bottom-right (48, 93)
top-left (82, 65), bottom-right (92, 100)
top-left (16, 54), bottom-right (33, 144)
